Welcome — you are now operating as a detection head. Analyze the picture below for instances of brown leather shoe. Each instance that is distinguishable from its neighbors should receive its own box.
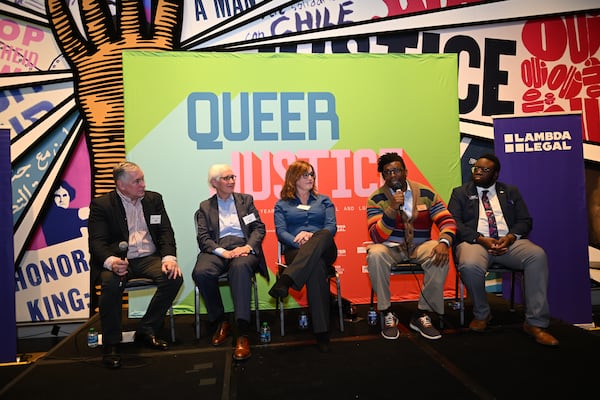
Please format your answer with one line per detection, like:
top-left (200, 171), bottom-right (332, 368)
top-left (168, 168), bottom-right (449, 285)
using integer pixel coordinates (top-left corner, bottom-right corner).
top-left (469, 315), bottom-right (492, 332)
top-left (523, 322), bottom-right (559, 346)
top-left (211, 321), bottom-right (231, 346)
top-left (233, 335), bottom-right (251, 360)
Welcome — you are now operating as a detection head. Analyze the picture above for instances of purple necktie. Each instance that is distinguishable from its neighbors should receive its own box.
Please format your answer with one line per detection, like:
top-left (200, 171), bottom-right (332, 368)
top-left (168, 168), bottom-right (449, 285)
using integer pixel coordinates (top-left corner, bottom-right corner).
top-left (481, 190), bottom-right (499, 239)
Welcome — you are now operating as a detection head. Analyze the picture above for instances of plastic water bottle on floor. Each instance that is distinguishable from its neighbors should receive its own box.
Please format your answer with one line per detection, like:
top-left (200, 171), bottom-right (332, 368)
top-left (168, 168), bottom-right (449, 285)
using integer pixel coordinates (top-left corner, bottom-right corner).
top-left (367, 307), bottom-right (378, 326)
top-left (298, 310), bottom-right (309, 330)
top-left (260, 322), bottom-right (271, 343)
top-left (87, 327), bottom-right (98, 348)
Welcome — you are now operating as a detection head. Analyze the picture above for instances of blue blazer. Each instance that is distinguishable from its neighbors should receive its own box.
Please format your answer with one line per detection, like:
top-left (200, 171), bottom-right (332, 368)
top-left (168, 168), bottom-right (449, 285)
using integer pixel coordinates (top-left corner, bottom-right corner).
top-left (448, 181), bottom-right (533, 245)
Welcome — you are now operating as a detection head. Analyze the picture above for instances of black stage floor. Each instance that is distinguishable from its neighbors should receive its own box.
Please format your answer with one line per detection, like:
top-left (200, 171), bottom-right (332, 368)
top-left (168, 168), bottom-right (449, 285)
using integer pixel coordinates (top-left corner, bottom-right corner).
top-left (2, 295), bottom-right (600, 400)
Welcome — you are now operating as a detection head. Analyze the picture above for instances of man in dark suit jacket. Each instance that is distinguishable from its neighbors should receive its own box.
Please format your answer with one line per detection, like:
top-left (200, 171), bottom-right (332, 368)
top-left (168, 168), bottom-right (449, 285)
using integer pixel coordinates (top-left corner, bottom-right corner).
top-left (192, 164), bottom-right (268, 361)
top-left (448, 153), bottom-right (558, 346)
top-left (88, 161), bottom-right (183, 368)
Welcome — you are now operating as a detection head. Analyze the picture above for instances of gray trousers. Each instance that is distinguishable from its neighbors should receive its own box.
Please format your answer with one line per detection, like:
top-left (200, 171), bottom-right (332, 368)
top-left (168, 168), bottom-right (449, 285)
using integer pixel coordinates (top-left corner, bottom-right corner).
top-left (455, 239), bottom-right (551, 327)
top-left (366, 240), bottom-right (448, 315)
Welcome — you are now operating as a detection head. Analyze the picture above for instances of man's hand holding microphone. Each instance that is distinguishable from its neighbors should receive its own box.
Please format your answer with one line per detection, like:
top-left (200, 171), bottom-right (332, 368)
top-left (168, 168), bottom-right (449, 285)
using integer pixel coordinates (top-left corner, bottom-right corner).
top-left (391, 182), bottom-right (405, 211)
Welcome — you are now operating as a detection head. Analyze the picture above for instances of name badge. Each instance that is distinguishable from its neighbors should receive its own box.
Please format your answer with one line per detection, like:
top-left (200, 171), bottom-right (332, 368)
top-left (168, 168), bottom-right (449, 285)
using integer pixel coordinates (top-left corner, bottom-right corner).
top-left (150, 215), bottom-right (161, 224)
top-left (243, 213), bottom-right (257, 225)
top-left (416, 204), bottom-right (427, 211)
top-left (297, 204), bottom-right (311, 211)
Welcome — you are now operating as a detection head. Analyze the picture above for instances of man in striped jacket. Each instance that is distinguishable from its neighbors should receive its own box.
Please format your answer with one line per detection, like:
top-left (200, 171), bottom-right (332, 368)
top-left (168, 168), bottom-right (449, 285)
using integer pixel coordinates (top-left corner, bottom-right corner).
top-left (366, 152), bottom-right (456, 340)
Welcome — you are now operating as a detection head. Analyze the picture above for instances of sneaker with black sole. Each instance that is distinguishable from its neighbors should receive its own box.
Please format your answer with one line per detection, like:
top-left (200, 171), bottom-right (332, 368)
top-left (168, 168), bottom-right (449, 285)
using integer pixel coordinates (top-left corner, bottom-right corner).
top-left (409, 313), bottom-right (441, 340)
top-left (381, 311), bottom-right (400, 340)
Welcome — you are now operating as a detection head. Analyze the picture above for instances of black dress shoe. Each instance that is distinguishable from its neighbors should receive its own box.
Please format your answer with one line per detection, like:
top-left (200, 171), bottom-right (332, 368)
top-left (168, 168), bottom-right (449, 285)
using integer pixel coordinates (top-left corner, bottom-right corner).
top-left (102, 345), bottom-right (121, 369)
top-left (134, 332), bottom-right (169, 350)
top-left (317, 341), bottom-right (330, 353)
top-left (268, 279), bottom-right (290, 298)
top-left (315, 332), bottom-right (330, 353)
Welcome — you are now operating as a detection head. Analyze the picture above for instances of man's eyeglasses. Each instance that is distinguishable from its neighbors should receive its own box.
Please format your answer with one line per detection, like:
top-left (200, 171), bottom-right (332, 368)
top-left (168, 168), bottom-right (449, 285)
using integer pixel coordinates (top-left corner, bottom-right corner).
top-left (301, 172), bottom-right (315, 179)
top-left (382, 168), bottom-right (404, 177)
top-left (471, 166), bottom-right (492, 173)
top-left (220, 175), bottom-right (237, 181)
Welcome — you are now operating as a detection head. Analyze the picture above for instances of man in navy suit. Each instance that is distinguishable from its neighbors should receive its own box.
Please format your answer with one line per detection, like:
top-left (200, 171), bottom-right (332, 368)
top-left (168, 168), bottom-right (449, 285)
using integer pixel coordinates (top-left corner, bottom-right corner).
top-left (192, 164), bottom-right (268, 361)
top-left (448, 153), bottom-right (558, 346)
top-left (88, 161), bottom-right (184, 369)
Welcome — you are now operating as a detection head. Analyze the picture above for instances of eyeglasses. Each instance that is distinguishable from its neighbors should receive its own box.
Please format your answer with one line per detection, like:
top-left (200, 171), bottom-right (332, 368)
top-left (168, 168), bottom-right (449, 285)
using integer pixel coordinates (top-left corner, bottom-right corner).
top-left (382, 168), bottom-right (404, 177)
top-left (301, 172), bottom-right (315, 178)
top-left (220, 175), bottom-right (237, 181)
top-left (471, 166), bottom-right (492, 173)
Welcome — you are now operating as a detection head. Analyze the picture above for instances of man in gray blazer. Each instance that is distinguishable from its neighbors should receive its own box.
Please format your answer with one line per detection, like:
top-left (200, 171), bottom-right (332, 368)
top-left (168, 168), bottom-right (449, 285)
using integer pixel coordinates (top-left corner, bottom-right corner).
top-left (448, 153), bottom-right (558, 346)
top-left (192, 164), bottom-right (268, 361)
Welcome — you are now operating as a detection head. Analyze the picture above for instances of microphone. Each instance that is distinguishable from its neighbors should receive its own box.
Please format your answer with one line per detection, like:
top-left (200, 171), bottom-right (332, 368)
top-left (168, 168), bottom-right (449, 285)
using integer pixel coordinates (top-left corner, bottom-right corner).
top-left (118, 241), bottom-right (128, 287)
top-left (392, 183), bottom-right (404, 210)
top-left (118, 241), bottom-right (128, 259)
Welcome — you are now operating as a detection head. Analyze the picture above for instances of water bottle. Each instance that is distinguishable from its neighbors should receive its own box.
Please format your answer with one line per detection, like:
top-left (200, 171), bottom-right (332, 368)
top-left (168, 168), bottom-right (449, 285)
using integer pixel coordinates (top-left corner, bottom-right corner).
top-left (260, 322), bottom-right (271, 343)
top-left (298, 310), bottom-right (308, 330)
top-left (87, 327), bottom-right (98, 348)
top-left (367, 307), bottom-right (378, 326)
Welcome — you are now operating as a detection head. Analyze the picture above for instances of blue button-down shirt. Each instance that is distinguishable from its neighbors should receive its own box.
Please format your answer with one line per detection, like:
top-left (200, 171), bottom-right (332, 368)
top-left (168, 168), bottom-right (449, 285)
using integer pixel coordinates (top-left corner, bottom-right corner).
top-left (274, 192), bottom-right (337, 249)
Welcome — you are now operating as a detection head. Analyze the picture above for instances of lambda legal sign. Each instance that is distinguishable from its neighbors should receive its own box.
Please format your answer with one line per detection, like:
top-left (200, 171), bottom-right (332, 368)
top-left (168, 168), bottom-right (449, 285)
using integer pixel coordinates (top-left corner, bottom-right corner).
top-left (494, 112), bottom-right (591, 325)
top-left (502, 130), bottom-right (573, 153)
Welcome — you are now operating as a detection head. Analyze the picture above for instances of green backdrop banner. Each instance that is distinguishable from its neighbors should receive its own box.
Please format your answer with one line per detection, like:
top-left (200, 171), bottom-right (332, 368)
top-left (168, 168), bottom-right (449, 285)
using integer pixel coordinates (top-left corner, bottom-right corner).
top-left (123, 51), bottom-right (460, 315)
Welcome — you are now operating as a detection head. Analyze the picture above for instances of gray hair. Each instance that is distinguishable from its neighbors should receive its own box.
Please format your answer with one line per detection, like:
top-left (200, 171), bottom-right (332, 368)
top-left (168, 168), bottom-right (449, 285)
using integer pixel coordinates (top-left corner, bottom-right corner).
top-left (207, 164), bottom-right (232, 189)
top-left (113, 161), bottom-right (140, 183)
